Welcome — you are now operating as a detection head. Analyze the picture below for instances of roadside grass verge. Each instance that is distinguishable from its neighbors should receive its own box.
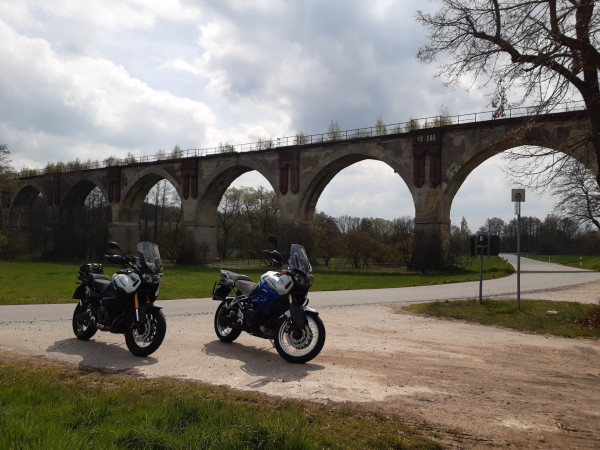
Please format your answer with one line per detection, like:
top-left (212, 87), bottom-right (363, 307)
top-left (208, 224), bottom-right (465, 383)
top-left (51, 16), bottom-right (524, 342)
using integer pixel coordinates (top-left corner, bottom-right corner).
top-left (0, 256), bottom-right (514, 305)
top-left (402, 299), bottom-right (600, 339)
top-left (0, 355), bottom-right (441, 449)
top-left (526, 254), bottom-right (600, 271)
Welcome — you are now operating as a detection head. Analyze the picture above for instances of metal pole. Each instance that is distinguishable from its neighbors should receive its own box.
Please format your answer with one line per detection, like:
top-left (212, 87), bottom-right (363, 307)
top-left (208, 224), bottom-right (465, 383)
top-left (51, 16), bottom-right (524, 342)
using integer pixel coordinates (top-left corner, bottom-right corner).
top-left (516, 195), bottom-right (521, 310)
top-left (479, 251), bottom-right (484, 304)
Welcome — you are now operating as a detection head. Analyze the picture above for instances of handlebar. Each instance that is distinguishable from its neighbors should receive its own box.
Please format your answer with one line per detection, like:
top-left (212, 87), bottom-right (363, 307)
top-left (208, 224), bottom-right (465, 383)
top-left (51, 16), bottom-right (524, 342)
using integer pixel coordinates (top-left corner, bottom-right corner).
top-left (262, 249), bottom-right (286, 266)
top-left (103, 254), bottom-right (129, 266)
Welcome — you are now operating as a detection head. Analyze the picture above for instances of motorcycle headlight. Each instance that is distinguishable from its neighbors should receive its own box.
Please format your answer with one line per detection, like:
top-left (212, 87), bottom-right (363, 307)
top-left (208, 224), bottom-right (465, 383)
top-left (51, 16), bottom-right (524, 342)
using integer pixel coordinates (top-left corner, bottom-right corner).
top-left (142, 273), bottom-right (153, 283)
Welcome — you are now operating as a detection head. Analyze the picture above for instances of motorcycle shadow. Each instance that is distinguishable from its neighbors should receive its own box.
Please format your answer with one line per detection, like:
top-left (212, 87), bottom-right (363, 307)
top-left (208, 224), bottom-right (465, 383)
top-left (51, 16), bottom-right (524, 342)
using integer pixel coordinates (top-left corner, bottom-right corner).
top-left (47, 338), bottom-right (159, 372)
top-left (203, 340), bottom-right (324, 387)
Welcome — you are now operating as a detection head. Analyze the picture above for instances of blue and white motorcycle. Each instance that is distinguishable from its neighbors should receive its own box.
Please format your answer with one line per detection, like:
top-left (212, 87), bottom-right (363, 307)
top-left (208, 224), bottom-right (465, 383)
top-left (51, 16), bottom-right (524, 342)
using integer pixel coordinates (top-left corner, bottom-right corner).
top-left (212, 236), bottom-right (325, 363)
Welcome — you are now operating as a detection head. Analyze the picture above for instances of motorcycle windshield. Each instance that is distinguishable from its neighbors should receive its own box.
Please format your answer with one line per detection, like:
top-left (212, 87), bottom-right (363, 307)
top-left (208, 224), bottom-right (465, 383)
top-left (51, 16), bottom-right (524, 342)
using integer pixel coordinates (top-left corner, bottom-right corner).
top-left (137, 241), bottom-right (163, 273)
top-left (288, 244), bottom-right (312, 274)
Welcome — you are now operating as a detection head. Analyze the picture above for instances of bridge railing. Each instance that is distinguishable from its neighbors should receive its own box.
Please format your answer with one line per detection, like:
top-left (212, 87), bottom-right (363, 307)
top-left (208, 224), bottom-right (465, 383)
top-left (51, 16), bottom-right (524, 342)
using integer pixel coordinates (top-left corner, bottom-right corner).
top-left (17, 101), bottom-right (585, 178)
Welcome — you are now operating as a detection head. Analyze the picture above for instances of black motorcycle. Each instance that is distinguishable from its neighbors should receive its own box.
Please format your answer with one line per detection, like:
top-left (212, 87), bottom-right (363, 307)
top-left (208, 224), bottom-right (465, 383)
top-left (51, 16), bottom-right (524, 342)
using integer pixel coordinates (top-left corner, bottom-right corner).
top-left (72, 241), bottom-right (167, 357)
top-left (212, 236), bottom-right (325, 363)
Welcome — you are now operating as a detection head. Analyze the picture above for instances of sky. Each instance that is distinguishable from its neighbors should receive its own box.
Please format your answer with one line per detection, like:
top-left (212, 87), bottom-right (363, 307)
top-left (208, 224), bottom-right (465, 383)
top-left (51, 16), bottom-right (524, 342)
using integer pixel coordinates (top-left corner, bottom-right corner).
top-left (0, 0), bottom-right (557, 231)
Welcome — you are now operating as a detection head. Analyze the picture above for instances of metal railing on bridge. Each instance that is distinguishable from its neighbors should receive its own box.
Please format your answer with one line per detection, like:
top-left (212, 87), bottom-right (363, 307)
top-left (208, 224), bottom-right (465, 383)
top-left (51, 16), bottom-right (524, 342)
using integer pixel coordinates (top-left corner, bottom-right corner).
top-left (17, 101), bottom-right (585, 178)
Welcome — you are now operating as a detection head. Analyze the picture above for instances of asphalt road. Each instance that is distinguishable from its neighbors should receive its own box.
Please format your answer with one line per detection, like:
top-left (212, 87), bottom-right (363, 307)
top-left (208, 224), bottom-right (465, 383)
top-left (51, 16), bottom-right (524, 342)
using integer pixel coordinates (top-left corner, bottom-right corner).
top-left (2, 254), bottom-right (600, 324)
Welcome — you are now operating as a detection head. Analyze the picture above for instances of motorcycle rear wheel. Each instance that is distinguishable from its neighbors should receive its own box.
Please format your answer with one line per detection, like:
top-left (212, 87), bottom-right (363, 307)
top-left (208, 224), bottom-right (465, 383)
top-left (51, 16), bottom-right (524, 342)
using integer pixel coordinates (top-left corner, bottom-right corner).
top-left (274, 312), bottom-right (325, 364)
top-left (72, 303), bottom-right (98, 340)
top-left (125, 309), bottom-right (167, 357)
top-left (214, 301), bottom-right (242, 343)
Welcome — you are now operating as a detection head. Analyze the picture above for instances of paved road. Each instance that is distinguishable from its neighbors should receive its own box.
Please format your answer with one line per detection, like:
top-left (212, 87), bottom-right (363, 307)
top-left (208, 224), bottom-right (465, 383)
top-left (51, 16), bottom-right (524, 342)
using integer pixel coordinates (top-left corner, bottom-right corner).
top-left (2, 254), bottom-right (600, 324)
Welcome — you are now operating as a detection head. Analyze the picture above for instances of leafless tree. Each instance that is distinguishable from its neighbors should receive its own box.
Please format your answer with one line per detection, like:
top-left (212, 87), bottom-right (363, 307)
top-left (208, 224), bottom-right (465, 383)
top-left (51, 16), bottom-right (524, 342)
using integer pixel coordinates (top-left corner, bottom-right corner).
top-left (552, 158), bottom-right (600, 230)
top-left (0, 144), bottom-right (17, 208)
top-left (417, 1), bottom-right (600, 186)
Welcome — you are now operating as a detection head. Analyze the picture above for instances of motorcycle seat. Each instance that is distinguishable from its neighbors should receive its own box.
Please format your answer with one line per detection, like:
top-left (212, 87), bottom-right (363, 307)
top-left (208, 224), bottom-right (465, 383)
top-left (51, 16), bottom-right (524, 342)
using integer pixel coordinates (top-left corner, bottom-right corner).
top-left (226, 271), bottom-right (253, 283)
top-left (90, 275), bottom-right (112, 295)
top-left (235, 280), bottom-right (258, 296)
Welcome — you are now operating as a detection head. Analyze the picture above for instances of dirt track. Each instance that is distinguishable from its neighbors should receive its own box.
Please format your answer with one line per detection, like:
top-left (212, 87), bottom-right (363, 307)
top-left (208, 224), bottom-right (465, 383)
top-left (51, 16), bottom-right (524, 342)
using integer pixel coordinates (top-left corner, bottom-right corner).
top-left (1, 284), bottom-right (600, 448)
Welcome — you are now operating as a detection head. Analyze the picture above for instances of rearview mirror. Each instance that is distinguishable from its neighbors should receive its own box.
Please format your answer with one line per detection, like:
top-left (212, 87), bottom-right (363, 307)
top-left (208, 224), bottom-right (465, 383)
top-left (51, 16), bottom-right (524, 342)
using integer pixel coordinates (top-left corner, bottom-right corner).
top-left (267, 235), bottom-right (278, 248)
top-left (107, 241), bottom-right (124, 255)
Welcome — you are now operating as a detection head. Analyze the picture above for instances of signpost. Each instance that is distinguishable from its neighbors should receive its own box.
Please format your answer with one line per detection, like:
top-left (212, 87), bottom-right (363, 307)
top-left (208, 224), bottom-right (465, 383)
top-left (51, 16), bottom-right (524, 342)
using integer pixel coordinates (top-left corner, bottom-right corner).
top-left (512, 189), bottom-right (525, 309)
top-left (477, 234), bottom-right (488, 304)
top-left (470, 234), bottom-right (500, 304)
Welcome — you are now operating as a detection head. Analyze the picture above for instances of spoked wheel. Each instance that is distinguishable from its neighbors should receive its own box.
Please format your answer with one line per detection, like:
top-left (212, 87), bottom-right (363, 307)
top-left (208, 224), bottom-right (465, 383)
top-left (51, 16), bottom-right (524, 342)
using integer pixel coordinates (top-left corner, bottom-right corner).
top-left (72, 303), bottom-right (98, 340)
top-left (214, 301), bottom-right (242, 343)
top-left (274, 312), bottom-right (325, 364)
top-left (125, 309), bottom-right (167, 357)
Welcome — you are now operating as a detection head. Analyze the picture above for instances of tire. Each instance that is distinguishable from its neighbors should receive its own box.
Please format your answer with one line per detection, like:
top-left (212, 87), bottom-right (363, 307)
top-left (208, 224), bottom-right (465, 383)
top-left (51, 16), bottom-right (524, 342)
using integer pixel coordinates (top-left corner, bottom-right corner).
top-left (274, 312), bottom-right (325, 364)
top-left (214, 301), bottom-right (242, 343)
top-left (72, 303), bottom-right (98, 340)
top-left (125, 309), bottom-right (167, 357)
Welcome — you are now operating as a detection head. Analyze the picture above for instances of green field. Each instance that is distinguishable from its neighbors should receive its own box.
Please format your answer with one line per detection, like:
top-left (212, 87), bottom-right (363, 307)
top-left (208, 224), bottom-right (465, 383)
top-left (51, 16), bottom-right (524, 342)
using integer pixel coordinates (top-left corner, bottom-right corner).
top-left (0, 356), bottom-right (441, 449)
top-left (525, 254), bottom-right (600, 271)
top-left (403, 299), bottom-right (600, 339)
top-left (0, 256), bottom-right (514, 305)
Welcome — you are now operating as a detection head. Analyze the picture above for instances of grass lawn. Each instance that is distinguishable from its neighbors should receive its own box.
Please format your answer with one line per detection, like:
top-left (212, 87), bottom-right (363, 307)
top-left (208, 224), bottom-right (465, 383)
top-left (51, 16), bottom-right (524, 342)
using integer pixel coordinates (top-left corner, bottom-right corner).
top-left (402, 299), bottom-right (600, 339)
top-left (526, 254), bottom-right (600, 271)
top-left (0, 355), bottom-right (441, 449)
top-left (0, 256), bottom-right (514, 305)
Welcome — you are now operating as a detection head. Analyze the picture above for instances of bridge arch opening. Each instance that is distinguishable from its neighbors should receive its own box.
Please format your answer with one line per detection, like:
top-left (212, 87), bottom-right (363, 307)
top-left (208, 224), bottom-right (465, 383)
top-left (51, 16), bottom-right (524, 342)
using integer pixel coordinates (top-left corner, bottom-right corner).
top-left (52, 180), bottom-right (111, 260)
top-left (447, 148), bottom-right (572, 255)
top-left (311, 159), bottom-right (415, 268)
top-left (314, 160), bottom-right (414, 220)
top-left (139, 179), bottom-right (183, 261)
top-left (7, 185), bottom-right (50, 258)
top-left (216, 170), bottom-right (278, 259)
top-left (111, 169), bottom-right (183, 258)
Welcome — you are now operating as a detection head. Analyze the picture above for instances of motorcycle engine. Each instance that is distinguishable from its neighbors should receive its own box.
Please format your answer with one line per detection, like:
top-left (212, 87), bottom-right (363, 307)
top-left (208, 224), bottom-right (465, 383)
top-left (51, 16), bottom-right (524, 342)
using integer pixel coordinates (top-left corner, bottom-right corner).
top-left (97, 306), bottom-right (111, 325)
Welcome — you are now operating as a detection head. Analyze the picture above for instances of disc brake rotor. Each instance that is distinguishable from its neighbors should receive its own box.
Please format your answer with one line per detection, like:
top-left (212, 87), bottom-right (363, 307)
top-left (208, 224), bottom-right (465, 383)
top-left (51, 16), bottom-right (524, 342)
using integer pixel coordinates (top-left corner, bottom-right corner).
top-left (134, 318), bottom-right (154, 342)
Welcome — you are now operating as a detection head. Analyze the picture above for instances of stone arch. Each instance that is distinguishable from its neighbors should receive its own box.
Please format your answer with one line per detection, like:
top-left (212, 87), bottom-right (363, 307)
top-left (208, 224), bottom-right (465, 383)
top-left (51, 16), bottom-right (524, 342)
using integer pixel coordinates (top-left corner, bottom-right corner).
top-left (6, 182), bottom-right (53, 257)
top-left (295, 152), bottom-right (413, 226)
top-left (440, 132), bottom-right (595, 222)
top-left (60, 178), bottom-right (109, 212)
top-left (8, 182), bottom-right (47, 229)
top-left (118, 167), bottom-right (182, 223)
top-left (108, 167), bottom-right (182, 254)
top-left (196, 160), bottom-right (277, 223)
top-left (56, 178), bottom-right (111, 259)
top-left (180, 160), bottom-right (278, 262)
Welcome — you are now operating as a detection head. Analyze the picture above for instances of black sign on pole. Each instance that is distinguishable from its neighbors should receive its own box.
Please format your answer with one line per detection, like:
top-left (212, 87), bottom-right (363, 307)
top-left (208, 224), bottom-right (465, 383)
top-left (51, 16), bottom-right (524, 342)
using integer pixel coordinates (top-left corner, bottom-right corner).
top-left (470, 234), bottom-right (501, 304)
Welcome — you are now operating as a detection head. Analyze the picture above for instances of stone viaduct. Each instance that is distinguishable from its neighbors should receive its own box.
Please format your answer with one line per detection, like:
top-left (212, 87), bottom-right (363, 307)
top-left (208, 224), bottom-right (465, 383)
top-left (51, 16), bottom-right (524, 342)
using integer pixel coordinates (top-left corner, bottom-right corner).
top-left (1, 110), bottom-right (594, 269)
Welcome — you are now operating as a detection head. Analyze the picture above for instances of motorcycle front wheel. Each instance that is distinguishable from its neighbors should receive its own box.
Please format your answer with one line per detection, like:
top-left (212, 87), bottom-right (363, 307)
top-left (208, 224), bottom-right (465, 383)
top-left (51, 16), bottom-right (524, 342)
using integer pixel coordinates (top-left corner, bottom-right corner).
top-left (125, 309), bottom-right (166, 357)
top-left (72, 303), bottom-right (98, 340)
top-left (214, 301), bottom-right (242, 343)
top-left (274, 312), bottom-right (325, 364)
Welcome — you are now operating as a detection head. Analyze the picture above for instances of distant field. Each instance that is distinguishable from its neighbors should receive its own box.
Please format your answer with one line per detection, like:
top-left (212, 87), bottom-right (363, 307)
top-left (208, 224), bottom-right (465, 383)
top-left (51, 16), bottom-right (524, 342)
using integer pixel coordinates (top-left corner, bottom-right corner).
top-left (0, 256), bottom-right (513, 305)
top-left (525, 254), bottom-right (600, 271)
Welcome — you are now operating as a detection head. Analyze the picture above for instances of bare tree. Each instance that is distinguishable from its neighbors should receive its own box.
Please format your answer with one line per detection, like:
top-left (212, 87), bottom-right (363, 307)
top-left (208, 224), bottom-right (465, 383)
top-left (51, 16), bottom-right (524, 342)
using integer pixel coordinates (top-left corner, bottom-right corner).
top-left (313, 211), bottom-right (343, 267)
top-left (0, 144), bottom-right (11, 173)
top-left (552, 158), bottom-right (600, 230)
top-left (327, 120), bottom-right (342, 140)
top-left (417, 1), bottom-right (600, 186)
top-left (375, 117), bottom-right (387, 136)
top-left (1, 144), bottom-right (16, 205)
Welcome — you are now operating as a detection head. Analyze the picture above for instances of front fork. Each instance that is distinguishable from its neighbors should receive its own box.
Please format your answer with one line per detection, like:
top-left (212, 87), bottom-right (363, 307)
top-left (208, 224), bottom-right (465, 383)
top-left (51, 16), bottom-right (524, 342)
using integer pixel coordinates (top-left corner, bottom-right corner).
top-left (134, 292), bottom-right (145, 333)
top-left (288, 301), bottom-right (306, 333)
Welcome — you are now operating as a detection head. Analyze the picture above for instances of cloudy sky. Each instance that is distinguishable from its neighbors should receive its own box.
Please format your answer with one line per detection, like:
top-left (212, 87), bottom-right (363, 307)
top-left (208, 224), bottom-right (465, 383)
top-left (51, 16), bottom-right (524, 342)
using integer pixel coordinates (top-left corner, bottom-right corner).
top-left (0, 0), bottom-right (555, 231)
